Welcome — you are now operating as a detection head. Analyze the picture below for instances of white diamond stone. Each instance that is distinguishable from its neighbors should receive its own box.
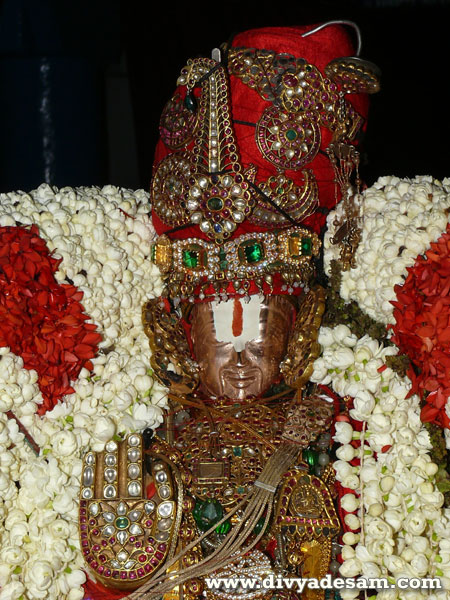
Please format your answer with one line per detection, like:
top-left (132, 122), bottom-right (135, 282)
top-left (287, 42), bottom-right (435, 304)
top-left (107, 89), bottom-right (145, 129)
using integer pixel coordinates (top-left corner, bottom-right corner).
top-left (82, 467), bottom-right (94, 487)
top-left (157, 501), bottom-right (174, 518)
top-left (102, 525), bottom-right (115, 537)
top-left (117, 531), bottom-right (128, 545)
top-left (128, 481), bottom-right (141, 497)
top-left (159, 485), bottom-right (171, 499)
top-left (82, 488), bottom-right (93, 499)
top-left (129, 510), bottom-right (142, 522)
top-left (124, 560), bottom-right (136, 570)
top-left (127, 448), bottom-right (140, 462)
top-left (105, 454), bottom-right (116, 467)
top-left (104, 485), bottom-right (116, 499)
top-left (104, 468), bottom-right (117, 483)
top-left (117, 551), bottom-right (129, 562)
top-left (85, 453), bottom-right (95, 466)
top-left (128, 434), bottom-right (140, 447)
top-left (105, 441), bottom-right (117, 453)
top-left (155, 471), bottom-right (167, 484)
top-left (89, 503), bottom-right (99, 516)
top-left (157, 518), bottom-right (173, 531)
top-left (117, 502), bottom-right (127, 516)
top-left (129, 523), bottom-right (143, 536)
top-left (103, 512), bottom-right (115, 523)
top-left (144, 501), bottom-right (155, 514)
top-left (128, 464), bottom-right (140, 479)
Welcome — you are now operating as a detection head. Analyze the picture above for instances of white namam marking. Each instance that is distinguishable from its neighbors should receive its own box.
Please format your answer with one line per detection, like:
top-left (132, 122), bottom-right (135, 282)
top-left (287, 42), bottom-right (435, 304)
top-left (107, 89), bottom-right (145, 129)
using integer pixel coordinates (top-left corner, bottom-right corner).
top-left (212, 295), bottom-right (263, 352)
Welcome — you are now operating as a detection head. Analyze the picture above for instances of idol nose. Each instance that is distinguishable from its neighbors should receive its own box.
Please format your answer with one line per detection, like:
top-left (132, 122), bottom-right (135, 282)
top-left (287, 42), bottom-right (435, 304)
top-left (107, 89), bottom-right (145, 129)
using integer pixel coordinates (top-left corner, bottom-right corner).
top-left (236, 350), bottom-right (249, 367)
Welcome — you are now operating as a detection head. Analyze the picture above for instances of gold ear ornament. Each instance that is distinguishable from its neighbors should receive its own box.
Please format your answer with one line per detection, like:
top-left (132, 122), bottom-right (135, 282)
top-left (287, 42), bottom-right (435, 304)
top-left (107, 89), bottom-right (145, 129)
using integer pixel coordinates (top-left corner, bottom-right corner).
top-left (280, 284), bottom-right (326, 391)
top-left (142, 298), bottom-right (199, 395)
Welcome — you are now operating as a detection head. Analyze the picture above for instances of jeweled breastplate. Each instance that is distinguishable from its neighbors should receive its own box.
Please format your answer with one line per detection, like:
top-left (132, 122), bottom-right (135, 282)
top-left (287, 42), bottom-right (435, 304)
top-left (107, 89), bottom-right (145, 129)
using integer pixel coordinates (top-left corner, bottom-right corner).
top-left (174, 402), bottom-right (285, 506)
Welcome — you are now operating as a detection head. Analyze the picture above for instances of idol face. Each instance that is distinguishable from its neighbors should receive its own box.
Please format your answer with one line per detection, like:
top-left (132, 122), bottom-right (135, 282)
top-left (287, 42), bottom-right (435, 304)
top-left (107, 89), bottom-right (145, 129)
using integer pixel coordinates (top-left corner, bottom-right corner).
top-left (190, 296), bottom-right (295, 400)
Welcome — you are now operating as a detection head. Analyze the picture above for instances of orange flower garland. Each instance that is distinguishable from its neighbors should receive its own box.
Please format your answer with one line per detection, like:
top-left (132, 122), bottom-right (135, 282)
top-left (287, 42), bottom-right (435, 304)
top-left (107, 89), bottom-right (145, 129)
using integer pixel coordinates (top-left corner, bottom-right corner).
top-left (390, 223), bottom-right (450, 428)
top-left (0, 225), bottom-right (102, 414)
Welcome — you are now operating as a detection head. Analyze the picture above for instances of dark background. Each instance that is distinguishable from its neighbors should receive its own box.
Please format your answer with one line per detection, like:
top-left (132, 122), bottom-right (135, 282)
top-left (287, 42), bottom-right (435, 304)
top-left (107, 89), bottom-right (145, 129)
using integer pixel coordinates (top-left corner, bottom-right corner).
top-left (0, 0), bottom-right (449, 193)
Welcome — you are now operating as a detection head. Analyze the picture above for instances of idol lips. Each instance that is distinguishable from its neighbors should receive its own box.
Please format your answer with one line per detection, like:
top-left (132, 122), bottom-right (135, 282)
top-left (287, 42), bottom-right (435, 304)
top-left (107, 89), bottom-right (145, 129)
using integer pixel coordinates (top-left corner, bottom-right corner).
top-left (220, 367), bottom-right (261, 389)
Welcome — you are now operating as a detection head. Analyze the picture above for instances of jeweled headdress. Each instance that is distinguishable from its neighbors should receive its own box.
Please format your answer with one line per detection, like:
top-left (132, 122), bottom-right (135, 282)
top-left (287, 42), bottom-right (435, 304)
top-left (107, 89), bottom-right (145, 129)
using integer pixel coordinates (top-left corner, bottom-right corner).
top-left (150, 21), bottom-right (380, 300)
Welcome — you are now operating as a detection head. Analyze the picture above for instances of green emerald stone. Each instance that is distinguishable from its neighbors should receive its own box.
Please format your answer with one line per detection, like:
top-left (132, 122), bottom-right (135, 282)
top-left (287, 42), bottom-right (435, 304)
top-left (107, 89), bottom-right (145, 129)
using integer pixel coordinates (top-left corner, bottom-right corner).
top-left (301, 237), bottom-right (312, 255)
top-left (237, 486), bottom-right (246, 494)
top-left (115, 516), bottom-right (129, 529)
top-left (207, 197), bottom-right (224, 211)
top-left (193, 499), bottom-right (224, 532)
top-left (193, 499), bottom-right (204, 521)
top-left (219, 248), bottom-right (228, 270)
top-left (244, 242), bottom-right (264, 264)
top-left (303, 449), bottom-right (318, 474)
top-left (182, 250), bottom-right (199, 268)
top-left (286, 128), bottom-right (297, 141)
top-left (184, 93), bottom-right (197, 112)
top-left (233, 446), bottom-right (242, 457)
top-left (215, 520), bottom-right (231, 535)
top-left (253, 516), bottom-right (266, 535)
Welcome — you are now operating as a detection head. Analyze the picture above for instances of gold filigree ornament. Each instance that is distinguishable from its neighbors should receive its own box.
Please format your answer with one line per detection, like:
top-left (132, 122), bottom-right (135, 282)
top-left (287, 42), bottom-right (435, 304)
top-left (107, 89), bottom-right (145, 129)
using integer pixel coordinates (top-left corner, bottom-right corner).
top-left (326, 142), bottom-right (363, 270)
top-left (142, 298), bottom-right (199, 394)
top-left (273, 467), bottom-right (340, 600)
top-left (249, 169), bottom-right (318, 227)
top-left (79, 434), bottom-right (181, 590)
top-left (154, 55), bottom-right (259, 243)
top-left (159, 92), bottom-right (199, 149)
top-left (280, 285), bottom-right (326, 390)
top-left (151, 152), bottom-right (193, 228)
top-left (325, 56), bottom-right (381, 95)
top-left (150, 226), bottom-right (320, 302)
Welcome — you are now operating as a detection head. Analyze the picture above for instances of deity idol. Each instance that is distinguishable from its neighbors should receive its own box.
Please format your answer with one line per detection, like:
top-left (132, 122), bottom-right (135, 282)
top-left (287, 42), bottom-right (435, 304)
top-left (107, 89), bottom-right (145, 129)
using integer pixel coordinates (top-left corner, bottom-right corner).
top-left (79, 22), bottom-right (380, 600)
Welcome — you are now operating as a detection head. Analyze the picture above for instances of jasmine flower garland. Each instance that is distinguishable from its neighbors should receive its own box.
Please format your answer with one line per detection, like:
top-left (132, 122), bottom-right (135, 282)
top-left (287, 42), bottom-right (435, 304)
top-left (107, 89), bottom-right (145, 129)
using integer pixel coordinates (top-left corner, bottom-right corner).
top-left (324, 176), bottom-right (450, 325)
top-left (311, 326), bottom-right (450, 599)
top-left (0, 185), bottom-right (167, 600)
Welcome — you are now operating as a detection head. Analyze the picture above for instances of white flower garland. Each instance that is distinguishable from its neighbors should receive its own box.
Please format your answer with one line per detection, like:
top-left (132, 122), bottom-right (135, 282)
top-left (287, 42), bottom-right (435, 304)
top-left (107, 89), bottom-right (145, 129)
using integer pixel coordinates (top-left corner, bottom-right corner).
top-left (0, 185), bottom-right (167, 600)
top-left (324, 176), bottom-right (450, 325)
top-left (312, 327), bottom-right (450, 599)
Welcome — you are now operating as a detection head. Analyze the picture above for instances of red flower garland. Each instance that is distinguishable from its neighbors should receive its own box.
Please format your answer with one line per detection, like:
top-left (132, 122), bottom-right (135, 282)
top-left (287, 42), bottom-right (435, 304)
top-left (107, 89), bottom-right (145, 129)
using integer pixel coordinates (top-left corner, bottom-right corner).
top-left (390, 223), bottom-right (450, 428)
top-left (0, 225), bottom-right (102, 414)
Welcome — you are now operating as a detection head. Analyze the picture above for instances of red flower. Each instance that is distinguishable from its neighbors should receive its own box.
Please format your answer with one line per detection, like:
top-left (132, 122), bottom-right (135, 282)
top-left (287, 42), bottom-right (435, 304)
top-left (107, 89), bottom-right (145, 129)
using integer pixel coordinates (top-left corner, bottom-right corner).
top-left (390, 223), bottom-right (450, 428)
top-left (0, 225), bottom-right (102, 414)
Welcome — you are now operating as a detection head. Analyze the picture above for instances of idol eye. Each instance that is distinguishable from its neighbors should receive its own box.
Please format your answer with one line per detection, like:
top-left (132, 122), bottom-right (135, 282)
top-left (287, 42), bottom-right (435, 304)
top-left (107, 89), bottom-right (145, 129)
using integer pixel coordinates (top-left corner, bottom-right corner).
top-left (246, 342), bottom-right (264, 358)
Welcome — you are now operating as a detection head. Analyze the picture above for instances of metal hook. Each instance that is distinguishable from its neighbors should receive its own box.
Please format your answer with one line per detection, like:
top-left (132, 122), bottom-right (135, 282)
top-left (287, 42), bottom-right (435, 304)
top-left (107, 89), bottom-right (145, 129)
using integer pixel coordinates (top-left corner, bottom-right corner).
top-left (301, 20), bottom-right (362, 57)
